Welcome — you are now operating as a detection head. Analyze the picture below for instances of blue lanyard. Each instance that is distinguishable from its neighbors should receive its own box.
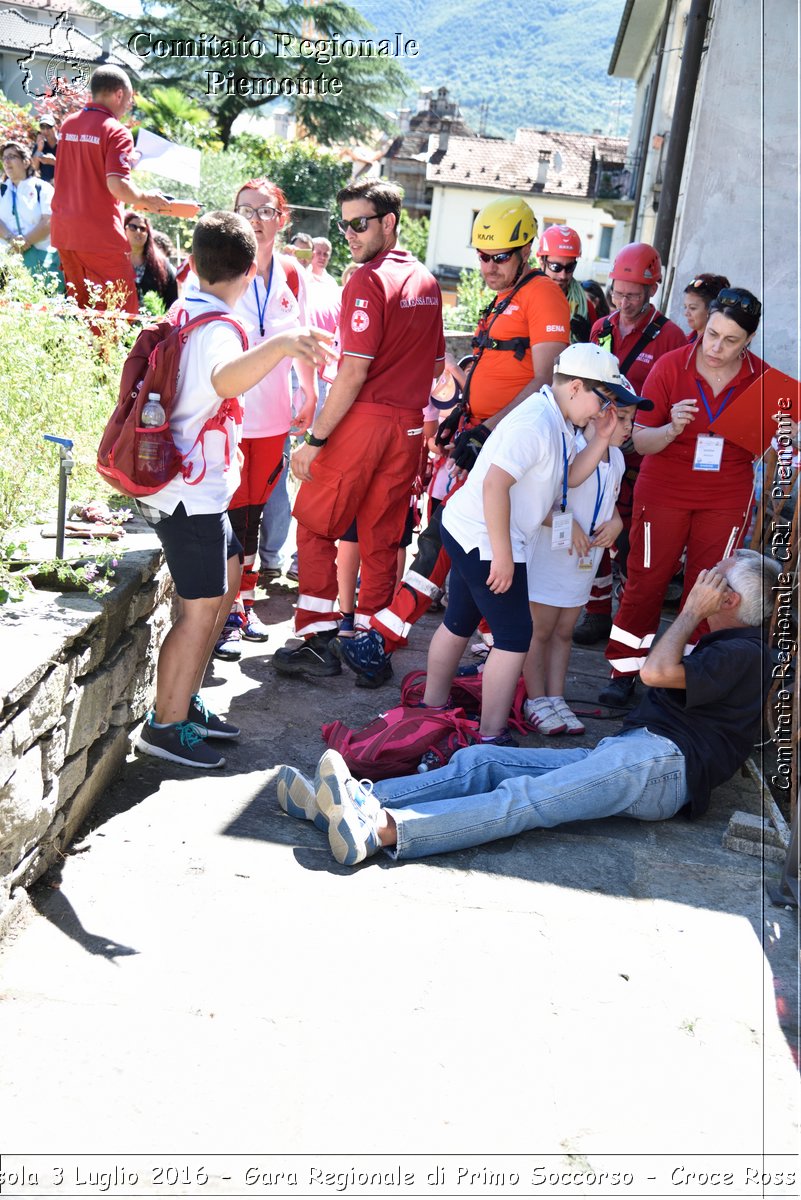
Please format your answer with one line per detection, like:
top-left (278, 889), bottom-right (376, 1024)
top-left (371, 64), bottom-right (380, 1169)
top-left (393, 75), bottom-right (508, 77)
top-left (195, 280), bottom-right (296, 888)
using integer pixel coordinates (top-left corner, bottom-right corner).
top-left (589, 466), bottom-right (607, 535)
top-left (696, 379), bottom-right (736, 424)
top-left (560, 434), bottom-right (569, 512)
top-left (253, 260), bottom-right (274, 337)
top-left (10, 184), bottom-right (21, 234)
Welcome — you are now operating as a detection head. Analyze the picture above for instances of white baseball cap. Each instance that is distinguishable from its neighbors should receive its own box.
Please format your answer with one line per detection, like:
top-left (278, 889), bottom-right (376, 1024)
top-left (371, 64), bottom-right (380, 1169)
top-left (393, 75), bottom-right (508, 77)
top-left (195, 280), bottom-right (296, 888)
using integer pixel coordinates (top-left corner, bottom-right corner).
top-left (554, 343), bottom-right (654, 409)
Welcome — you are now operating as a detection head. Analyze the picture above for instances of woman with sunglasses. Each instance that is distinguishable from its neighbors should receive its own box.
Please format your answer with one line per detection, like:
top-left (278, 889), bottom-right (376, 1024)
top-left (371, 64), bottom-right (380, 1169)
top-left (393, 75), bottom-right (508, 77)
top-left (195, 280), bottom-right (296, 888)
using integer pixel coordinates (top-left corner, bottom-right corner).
top-left (538, 225), bottom-right (596, 341)
top-left (682, 273), bottom-right (730, 342)
top-left (124, 211), bottom-right (178, 310)
top-left (600, 287), bottom-right (767, 706)
top-left (214, 177), bottom-right (318, 660)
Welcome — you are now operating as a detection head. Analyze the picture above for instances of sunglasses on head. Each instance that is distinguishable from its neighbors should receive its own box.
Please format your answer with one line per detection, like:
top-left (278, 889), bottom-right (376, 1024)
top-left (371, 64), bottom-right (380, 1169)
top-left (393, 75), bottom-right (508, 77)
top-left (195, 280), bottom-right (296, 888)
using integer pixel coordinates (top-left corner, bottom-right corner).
top-left (337, 214), bottom-right (384, 235)
top-left (476, 249), bottom-right (515, 264)
top-left (235, 203), bottom-right (279, 222)
top-left (543, 259), bottom-right (577, 274)
top-left (715, 288), bottom-right (762, 318)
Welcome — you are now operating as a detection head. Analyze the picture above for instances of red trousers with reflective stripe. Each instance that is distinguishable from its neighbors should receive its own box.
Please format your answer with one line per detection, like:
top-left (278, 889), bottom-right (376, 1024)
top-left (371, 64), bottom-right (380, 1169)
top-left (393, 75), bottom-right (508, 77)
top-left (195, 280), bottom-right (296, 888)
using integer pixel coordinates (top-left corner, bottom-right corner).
top-left (293, 402), bottom-right (424, 636)
top-left (604, 499), bottom-right (748, 677)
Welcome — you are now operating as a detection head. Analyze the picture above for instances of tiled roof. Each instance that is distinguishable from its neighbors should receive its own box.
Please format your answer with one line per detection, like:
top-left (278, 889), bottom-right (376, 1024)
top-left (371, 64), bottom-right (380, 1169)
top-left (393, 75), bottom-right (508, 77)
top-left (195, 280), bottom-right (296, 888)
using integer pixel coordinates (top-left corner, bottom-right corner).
top-left (0, 7), bottom-right (102, 60)
top-left (427, 128), bottom-right (629, 198)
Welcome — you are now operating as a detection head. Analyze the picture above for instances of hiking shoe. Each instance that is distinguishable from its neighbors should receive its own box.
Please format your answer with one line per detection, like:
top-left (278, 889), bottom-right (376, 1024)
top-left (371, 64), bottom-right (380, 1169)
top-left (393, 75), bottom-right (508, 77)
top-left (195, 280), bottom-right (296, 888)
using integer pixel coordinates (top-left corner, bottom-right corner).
top-left (598, 675), bottom-right (637, 707)
top-left (354, 661), bottom-right (394, 689)
top-left (523, 696), bottom-right (567, 735)
top-left (572, 612), bottom-right (612, 646)
top-left (214, 614), bottom-right (242, 661)
top-left (332, 628), bottom-right (392, 681)
top-left (272, 632), bottom-right (342, 678)
top-left (242, 607), bottom-right (270, 642)
top-left (276, 765), bottom-right (328, 832)
top-left (258, 565), bottom-right (282, 585)
top-left (548, 696), bottom-right (585, 735)
top-left (188, 694), bottom-right (240, 740)
top-left (136, 716), bottom-right (225, 769)
top-left (316, 749), bottom-right (383, 866)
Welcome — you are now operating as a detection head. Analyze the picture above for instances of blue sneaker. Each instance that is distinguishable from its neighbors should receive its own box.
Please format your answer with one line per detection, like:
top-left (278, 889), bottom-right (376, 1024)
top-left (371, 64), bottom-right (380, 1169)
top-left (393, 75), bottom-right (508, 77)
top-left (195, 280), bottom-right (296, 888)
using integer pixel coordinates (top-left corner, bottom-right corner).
top-left (188, 694), bottom-right (240, 740)
top-left (331, 628), bottom-right (393, 688)
top-left (214, 613), bottom-right (242, 661)
top-left (276, 765), bottom-right (328, 832)
top-left (316, 749), bottom-right (383, 865)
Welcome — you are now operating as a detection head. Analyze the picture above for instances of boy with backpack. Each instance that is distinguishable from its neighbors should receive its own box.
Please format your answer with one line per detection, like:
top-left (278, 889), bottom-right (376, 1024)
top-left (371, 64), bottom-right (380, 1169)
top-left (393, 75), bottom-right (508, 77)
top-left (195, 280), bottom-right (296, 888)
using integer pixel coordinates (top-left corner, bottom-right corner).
top-left (134, 211), bottom-right (331, 769)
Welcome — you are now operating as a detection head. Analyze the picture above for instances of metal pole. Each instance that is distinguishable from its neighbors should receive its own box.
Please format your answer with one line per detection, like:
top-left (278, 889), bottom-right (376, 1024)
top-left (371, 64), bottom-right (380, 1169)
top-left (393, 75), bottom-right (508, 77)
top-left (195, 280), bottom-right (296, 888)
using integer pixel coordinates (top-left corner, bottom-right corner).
top-left (652, 0), bottom-right (713, 265)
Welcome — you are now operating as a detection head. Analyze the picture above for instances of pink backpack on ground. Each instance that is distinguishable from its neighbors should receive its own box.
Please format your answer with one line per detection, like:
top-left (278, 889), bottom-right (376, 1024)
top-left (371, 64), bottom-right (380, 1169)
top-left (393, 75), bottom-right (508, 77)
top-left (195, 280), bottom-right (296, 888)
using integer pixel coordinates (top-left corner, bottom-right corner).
top-left (97, 307), bottom-right (248, 499)
top-left (400, 668), bottom-right (531, 734)
top-left (321, 705), bottom-right (479, 781)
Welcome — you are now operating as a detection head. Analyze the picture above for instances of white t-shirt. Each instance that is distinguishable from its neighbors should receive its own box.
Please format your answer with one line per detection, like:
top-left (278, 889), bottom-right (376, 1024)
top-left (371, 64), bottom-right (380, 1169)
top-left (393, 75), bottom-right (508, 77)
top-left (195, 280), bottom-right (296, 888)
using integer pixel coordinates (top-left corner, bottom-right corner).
top-left (146, 287), bottom-right (245, 516)
top-left (442, 386), bottom-right (577, 561)
top-left (235, 256), bottom-right (308, 437)
top-left (0, 176), bottom-right (54, 249)
top-left (526, 433), bottom-right (624, 606)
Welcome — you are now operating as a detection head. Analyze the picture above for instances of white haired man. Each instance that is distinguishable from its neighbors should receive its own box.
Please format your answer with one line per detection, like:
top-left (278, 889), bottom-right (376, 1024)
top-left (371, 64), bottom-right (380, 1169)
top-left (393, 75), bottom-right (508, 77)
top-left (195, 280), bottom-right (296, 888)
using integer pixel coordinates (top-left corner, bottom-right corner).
top-left (277, 550), bottom-right (778, 865)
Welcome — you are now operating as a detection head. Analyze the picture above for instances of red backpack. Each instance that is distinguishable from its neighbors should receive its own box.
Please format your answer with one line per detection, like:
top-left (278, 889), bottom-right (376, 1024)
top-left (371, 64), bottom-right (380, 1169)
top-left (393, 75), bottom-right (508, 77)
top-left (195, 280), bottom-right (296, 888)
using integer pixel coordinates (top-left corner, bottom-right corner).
top-left (321, 704), bottom-right (479, 781)
top-left (97, 307), bottom-right (248, 499)
top-left (400, 668), bottom-right (531, 734)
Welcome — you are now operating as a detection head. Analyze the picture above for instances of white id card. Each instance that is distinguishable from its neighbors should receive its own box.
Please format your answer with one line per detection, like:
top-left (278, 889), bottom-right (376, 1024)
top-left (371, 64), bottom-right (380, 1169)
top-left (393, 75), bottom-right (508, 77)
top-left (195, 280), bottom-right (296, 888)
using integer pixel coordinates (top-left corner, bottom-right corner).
top-left (551, 510), bottom-right (573, 550)
top-left (693, 434), bottom-right (724, 471)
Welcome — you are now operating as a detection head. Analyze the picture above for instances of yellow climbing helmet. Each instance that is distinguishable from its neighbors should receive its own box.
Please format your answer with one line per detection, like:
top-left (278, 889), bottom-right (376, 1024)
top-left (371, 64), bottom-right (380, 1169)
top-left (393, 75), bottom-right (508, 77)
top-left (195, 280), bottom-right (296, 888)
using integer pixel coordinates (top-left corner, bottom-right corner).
top-left (470, 198), bottom-right (537, 251)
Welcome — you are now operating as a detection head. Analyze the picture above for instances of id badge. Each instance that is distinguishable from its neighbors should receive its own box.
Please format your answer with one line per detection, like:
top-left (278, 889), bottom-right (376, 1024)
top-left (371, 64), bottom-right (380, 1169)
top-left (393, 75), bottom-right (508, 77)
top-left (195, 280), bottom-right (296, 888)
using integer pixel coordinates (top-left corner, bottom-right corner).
top-left (551, 510), bottom-right (573, 550)
top-left (693, 434), bottom-right (724, 471)
top-left (577, 554), bottom-right (594, 571)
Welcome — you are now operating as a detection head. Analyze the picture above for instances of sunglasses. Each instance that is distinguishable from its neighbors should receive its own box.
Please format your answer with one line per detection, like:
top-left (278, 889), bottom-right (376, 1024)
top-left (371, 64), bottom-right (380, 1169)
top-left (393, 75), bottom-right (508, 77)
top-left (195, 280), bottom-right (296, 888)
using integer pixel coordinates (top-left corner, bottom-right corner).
top-left (715, 288), bottom-right (762, 318)
top-left (476, 249), bottom-right (515, 264)
top-left (236, 204), bottom-right (279, 222)
top-left (543, 259), bottom-right (578, 274)
top-left (126, 223), bottom-right (148, 233)
top-left (337, 214), bottom-right (384, 235)
top-left (686, 278), bottom-right (708, 290)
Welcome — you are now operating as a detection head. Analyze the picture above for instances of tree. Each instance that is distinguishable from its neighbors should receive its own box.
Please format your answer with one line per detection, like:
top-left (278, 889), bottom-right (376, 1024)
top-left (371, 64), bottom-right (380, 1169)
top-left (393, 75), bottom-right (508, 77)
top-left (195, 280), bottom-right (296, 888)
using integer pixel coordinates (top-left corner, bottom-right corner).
top-left (95, 1), bottom-right (408, 147)
top-left (399, 214), bottom-right (429, 263)
top-left (134, 86), bottom-right (221, 150)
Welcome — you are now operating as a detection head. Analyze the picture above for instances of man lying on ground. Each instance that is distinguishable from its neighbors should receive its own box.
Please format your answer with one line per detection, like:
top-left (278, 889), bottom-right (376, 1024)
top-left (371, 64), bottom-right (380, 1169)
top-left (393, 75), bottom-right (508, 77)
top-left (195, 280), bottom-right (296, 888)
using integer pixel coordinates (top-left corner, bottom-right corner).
top-left (276, 549), bottom-right (777, 866)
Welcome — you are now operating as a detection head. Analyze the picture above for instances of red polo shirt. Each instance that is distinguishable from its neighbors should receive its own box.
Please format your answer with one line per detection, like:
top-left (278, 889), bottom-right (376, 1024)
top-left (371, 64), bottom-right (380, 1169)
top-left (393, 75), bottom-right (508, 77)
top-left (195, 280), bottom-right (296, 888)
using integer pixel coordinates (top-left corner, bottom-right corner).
top-left (590, 305), bottom-right (686, 393)
top-left (51, 104), bottom-right (133, 255)
top-left (340, 248), bottom-right (445, 412)
top-left (635, 340), bottom-right (768, 508)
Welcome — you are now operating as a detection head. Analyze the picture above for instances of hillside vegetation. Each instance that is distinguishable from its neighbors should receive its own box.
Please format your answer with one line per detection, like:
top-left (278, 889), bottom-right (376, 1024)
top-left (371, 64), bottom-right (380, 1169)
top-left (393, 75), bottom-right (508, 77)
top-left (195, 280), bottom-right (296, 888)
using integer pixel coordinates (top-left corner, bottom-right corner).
top-left (355, 0), bottom-right (634, 139)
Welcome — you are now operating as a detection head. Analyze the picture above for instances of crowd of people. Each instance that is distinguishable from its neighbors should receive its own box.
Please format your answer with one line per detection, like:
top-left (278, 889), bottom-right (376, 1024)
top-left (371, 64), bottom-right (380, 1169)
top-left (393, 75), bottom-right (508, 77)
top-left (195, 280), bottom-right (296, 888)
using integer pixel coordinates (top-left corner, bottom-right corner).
top-left (11, 67), bottom-right (782, 871)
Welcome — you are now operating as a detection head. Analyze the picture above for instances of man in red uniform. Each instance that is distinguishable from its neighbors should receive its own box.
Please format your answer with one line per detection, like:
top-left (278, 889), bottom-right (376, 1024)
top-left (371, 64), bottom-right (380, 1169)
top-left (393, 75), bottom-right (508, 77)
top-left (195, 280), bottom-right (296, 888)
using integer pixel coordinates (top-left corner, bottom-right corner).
top-left (572, 242), bottom-right (686, 647)
top-left (333, 197), bottom-right (570, 687)
top-left (273, 178), bottom-right (446, 680)
top-left (50, 66), bottom-right (168, 314)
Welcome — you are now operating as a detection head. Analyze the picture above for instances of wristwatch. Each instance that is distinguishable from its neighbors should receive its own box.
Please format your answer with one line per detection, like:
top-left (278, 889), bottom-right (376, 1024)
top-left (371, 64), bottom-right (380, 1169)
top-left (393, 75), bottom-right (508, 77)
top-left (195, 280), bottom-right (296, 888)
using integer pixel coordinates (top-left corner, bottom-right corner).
top-left (303, 431), bottom-right (328, 448)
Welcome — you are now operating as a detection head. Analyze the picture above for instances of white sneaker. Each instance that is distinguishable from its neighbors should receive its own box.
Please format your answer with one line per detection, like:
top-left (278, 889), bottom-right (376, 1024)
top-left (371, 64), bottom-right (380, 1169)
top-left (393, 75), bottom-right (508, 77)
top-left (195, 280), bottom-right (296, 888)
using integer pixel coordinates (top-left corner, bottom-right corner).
top-left (523, 696), bottom-right (566, 736)
top-left (548, 696), bottom-right (586, 735)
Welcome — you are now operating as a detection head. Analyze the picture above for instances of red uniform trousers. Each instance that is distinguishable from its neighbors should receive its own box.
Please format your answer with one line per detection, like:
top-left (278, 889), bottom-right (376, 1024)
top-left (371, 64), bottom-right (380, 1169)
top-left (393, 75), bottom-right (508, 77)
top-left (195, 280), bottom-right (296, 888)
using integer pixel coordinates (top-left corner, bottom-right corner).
top-left (58, 247), bottom-right (138, 314)
top-left (229, 433), bottom-right (286, 609)
top-left (293, 402), bottom-right (424, 636)
top-left (604, 498), bottom-right (748, 677)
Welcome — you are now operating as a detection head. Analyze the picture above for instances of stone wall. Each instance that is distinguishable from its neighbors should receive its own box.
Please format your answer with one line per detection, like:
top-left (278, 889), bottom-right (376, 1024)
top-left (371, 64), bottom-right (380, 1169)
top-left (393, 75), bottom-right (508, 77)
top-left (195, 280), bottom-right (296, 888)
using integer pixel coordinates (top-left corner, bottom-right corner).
top-left (0, 524), bottom-right (171, 922)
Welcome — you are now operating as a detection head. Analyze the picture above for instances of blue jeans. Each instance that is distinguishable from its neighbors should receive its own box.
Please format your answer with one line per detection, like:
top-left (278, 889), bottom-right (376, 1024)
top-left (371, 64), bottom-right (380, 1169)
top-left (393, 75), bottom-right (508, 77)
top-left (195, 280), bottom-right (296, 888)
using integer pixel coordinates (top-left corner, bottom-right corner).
top-left (376, 728), bottom-right (687, 860)
top-left (259, 437), bottom-right (292, 569)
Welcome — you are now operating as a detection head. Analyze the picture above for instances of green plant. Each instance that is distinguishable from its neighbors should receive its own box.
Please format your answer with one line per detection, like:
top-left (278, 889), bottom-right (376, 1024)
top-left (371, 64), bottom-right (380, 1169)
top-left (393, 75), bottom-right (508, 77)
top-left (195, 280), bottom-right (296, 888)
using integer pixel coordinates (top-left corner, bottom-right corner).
top-left (0, 267), bottom-right (131, 601)
top-left (443, 267), bottom-right (493, 332)
top-left (399, 215), bottom-right (429, 263)
top-left (134, 86), bottom-right (221, 151)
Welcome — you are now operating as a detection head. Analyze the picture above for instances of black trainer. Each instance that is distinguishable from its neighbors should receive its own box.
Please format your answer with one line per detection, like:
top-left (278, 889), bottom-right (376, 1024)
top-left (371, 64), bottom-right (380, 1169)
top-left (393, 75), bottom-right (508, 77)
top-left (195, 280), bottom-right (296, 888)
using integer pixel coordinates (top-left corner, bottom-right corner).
top-left (272, 632), bottom-right (342, 678)
top-left (187, 694), bottom-right (240, 740)
top-left (572, 611), bottom-right (612, 646)
top-left (598, 675), bottom-right (637, 707)
top-left (136, 717), bottom-right (226, 769)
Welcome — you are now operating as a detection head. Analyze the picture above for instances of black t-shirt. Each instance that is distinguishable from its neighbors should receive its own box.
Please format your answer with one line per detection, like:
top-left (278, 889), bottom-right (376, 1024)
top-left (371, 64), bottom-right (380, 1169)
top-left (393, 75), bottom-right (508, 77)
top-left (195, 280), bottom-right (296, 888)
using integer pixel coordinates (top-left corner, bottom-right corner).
top-left (622, 626), bottom-right (770, 817)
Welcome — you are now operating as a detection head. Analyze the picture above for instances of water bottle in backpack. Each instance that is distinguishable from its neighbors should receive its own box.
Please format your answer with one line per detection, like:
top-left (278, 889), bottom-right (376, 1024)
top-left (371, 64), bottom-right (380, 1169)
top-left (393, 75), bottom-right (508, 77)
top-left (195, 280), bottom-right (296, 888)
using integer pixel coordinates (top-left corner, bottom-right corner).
top-left (136, 393), bottom-right (172, 487)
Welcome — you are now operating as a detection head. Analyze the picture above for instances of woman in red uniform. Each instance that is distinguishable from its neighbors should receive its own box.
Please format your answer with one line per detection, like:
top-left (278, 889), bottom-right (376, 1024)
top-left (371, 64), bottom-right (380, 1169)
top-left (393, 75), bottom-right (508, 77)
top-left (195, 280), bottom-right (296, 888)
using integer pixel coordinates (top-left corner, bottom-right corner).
top-left (601, 287), bottom-right (766, 704)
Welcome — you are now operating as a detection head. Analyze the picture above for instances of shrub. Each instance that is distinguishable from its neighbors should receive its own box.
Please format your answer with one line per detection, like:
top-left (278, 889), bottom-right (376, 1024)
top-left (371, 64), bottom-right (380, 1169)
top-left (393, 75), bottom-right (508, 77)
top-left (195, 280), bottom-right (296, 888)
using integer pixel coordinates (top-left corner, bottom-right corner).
top-left (443, 267), bottom-right (493, 332)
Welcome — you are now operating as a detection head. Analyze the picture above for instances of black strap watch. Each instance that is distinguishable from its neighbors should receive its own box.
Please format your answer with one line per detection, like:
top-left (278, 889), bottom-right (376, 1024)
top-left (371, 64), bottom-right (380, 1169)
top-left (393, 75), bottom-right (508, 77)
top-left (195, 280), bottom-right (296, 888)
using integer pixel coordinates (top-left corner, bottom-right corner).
top-left (303, 431), bottom-right (328, 448)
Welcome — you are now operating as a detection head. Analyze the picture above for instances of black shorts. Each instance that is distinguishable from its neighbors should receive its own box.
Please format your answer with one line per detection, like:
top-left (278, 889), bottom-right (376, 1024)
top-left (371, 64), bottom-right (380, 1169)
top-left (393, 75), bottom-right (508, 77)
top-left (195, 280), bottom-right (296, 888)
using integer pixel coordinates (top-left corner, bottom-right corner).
top-left (142, 503), bottom-right (242, 600)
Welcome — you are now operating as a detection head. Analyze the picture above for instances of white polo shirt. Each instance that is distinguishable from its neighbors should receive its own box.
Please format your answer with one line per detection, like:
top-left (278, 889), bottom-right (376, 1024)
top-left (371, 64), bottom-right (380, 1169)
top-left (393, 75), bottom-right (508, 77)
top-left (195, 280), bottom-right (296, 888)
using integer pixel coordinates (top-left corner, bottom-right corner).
top-left (442, 386), bottom-right (577, 561)
top-left (235, 256), bottom-right (308, 437)
top-left (0, 176), bottom-right (54, 249)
